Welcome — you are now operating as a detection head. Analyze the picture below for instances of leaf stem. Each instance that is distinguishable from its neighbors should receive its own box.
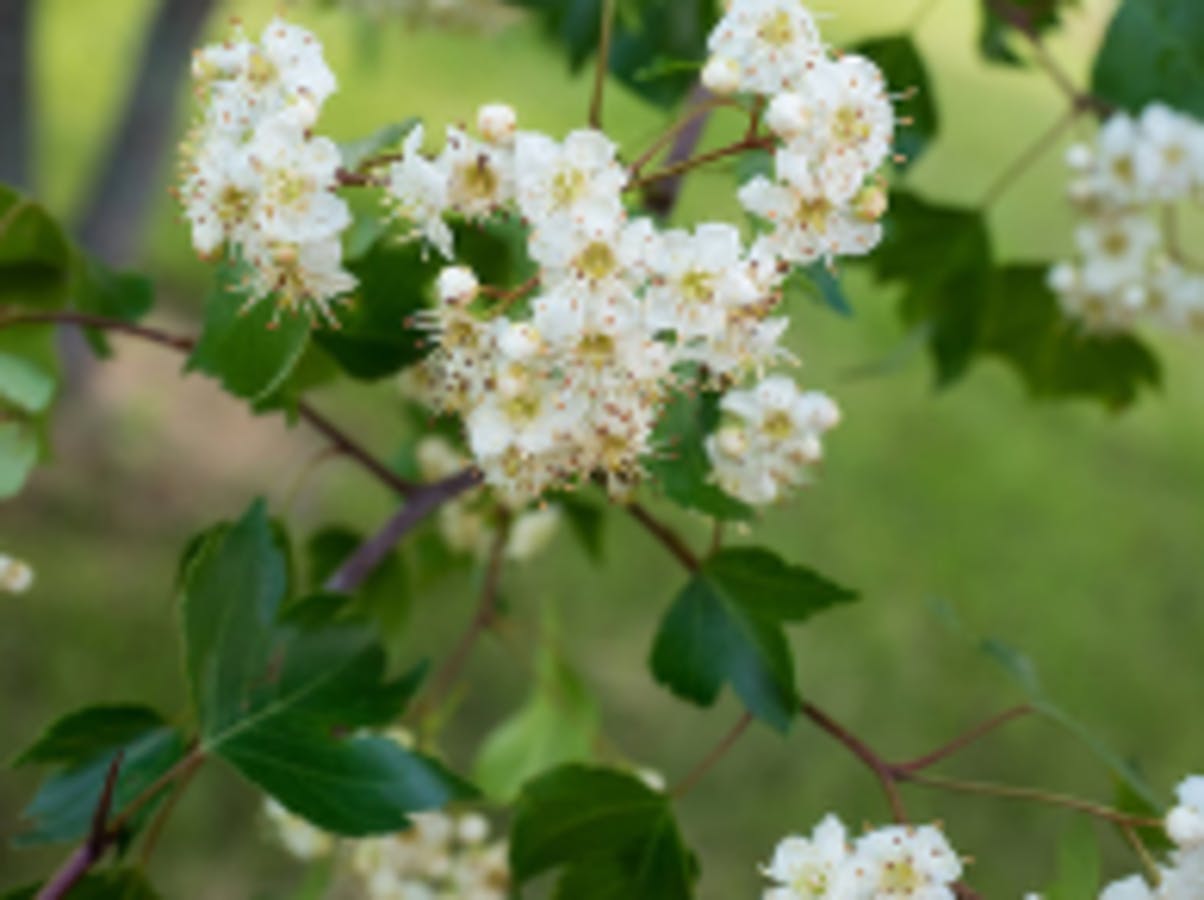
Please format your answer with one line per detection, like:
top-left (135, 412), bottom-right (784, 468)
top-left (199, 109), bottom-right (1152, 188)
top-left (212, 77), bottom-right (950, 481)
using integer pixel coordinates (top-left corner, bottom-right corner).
top-left (412, 518), bottom-right (510, 720)
top-left (670, 712), bottom-right (753, 798)
top-left (626, 502), bottom-right (702, 571)
top-left (323, 467), bottom-right (483, 595)
top-left (893, 704), bottom-right (1033, 774)
top-left (0, 310), bottom-right (420, 498)
top-left (589, 0), bottom-right (617, 130)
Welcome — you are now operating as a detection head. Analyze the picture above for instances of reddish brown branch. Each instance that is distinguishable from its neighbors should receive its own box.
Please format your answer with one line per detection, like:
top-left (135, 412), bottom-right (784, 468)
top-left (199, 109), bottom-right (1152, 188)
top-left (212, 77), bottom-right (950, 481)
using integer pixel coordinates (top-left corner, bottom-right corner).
top-left (893, 704), bottom-right (1034, 774)
top-left (626, 502), bottom-right (702, 571)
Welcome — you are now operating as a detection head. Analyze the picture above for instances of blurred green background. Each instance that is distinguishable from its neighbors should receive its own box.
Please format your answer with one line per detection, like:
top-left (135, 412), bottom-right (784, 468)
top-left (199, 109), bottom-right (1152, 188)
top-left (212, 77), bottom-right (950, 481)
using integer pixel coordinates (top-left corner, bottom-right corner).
top-left (3, 0), bottom-right (1203, 896)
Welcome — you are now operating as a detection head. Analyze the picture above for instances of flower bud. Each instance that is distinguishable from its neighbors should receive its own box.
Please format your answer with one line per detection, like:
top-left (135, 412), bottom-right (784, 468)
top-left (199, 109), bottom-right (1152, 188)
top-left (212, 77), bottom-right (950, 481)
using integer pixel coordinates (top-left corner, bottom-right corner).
top-left (437, 265), bottom-right (480, 306)
top-left (477, 103), bottom-right (517, 145)
top-left (701, 56), bottom-right (741, 96)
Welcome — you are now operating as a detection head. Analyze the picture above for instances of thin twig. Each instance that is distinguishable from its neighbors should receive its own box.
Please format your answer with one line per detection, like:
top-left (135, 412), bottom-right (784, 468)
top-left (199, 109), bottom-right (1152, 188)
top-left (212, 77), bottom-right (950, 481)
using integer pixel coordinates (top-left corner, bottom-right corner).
top-left (671, 713), bottom-right (754, 798)
top-left (323, 468), bottom-right (482, 595)
top-left (893, 704), bottom-right (1034, 774)
top-left (628, 91), bottom-right (726, 178)
top-left (139, 751), bottom-right (204, 866)
top-left (1120, 823), bottom-right (1164, 887)
top-left (902, 771), bottom-right (1164, 827)
top-left (412, 519), bottom-right (510, 720)
top-left (980, 107), bottom-right (1082, 208)
top-left (626, 502), bottom-right (702, 571)
top-left (589, 0), bottom-right (617, 130)
top-left (629, 134), bottom-right (776, 191)
top-left (0, 311), bottom-right (419, 498)
top-left (800, 701), bottom-right (910, 823)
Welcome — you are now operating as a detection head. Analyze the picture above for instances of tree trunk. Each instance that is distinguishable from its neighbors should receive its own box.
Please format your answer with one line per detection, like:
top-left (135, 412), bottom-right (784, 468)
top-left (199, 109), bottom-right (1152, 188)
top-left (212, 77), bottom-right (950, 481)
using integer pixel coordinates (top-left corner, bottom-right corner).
top-left (0, 0), bottom-right (35, 192)
top-left (74, 0), bottom-right (218, 265)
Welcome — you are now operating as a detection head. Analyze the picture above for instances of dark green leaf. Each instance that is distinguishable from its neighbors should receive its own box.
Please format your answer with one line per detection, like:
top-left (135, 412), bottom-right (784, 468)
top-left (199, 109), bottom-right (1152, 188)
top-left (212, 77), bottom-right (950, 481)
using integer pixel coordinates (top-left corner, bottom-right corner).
top-left (180, 501), bottom-right (475, 835)
top-left (1114, 773), bottom-right (1174, 855)
top-left (0, 185), bottom-right (72, 310)
top-left (314, 240), bottom-right (437, 380)
top-left (474, 641), bottom-right (599, 800)
top-left (647, 390), bottom-right (754, 521)
top-left (339, 119), bottom-right (420, 170)
top-left (650, 547), bottom-right (857, 731)
top-left (13, 705), bottom-right (168, 767)
top-left (855, 35), bottom-right (939, 171)
top-left (978, 0), bottom-right (1073, 67)
top-left (510, 765), bottom-right (698, 900)
top-left (1092, 0), bottom-right (1204, 117)
top-left (14, 713), bottom-right (187, 847)
top-left (187, 263), bottom-right (311, 402)
top-left (73, 256), bottom-right (154, 357)
top-left (783, 263), bottom-right (853, 318)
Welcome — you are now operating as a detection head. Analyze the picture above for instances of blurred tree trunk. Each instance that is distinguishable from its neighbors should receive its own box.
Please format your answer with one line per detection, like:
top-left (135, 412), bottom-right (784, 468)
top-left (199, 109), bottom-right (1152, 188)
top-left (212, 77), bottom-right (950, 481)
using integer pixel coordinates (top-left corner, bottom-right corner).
top-left (74, 0), bottom-right (217, 266)
top-left (0, 0), bottom-right (35, 191)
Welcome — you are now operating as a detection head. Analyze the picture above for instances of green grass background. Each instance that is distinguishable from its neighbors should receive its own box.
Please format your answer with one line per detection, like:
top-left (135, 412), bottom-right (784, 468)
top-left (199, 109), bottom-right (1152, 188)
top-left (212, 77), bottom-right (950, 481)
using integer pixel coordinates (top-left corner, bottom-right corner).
top-left (3, 0), bottom-right (1203, 896)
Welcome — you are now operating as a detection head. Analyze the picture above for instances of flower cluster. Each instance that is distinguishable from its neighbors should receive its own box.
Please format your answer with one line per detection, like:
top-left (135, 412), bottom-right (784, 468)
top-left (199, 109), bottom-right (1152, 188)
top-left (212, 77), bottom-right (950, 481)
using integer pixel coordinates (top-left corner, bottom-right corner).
top-left (1049, 104), bottom-right (1204, 335)
top-left (1099, 776), bottom-right (1204, 899)
top-left (380, 0), bottom-right (887, 506)
top-left (0, 554), bottom-right (34, 594)
top-left (265, 799), bottom-right (509, 900)
top-left (179, 18), bottom-right (356, 323)
top-left (412, 435), bottom-right (562, 560)
top-left (761, 814), bottom-right (963, 899)
top-left (705, 0), bottom-right (895, 267)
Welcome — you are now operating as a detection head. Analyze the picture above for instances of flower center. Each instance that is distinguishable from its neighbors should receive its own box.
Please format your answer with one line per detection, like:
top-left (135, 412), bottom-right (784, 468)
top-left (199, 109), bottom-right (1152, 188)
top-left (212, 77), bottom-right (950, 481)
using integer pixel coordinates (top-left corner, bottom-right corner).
top-left (552, 168), bottom-right (588, 209)
top-left (457, 158), bottom-right (500, 201)
top-left (576, 241), bottom-right (618, 280)
top-left (762, 410), bottom-right (795, 440)
top-left (679, 269), bottom-right (715, 304)
top-left (577, 331), bottom-right (616, 364)
top-left (879, 858), bottom-right (923, 893)
top-left (758, 10), bottom-right (795, 47)
top-left (795, 195), bottom-right (833, 233)
top-left (833, 106), bottom-right (871, 146)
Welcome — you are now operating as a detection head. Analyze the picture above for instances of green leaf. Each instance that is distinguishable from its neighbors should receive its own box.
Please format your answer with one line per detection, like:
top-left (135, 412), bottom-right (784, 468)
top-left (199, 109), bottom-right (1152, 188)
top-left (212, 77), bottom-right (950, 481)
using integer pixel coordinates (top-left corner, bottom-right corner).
top-left (14, 707), bottom-right (187, 847)
top-left (314, 239), bottom-right (437, 380)
top-left (2, 869), bottom-right (160, 900)
top-left (73, 256), bottom-right (154, 358)
top-left (1045, 818), bottom-right (1101, 900)
top-left (306, 525), bottom-right (412, 640)
top-left (550, 491), bottom-right (607, 564)
top-left (13, 705), bottom-right (168, 767)
top-left (180, 501), bottom-right (475, 835)
top-left (474, 640), bottom-right (599, 801)
top-left (1092, 0), bottom-right (1204, 117)
top-left (650, 547), bottom-right (858, 731)
top-left (0, 352), bottom-right (54, 414)
top-left (855, 36), bottom-right (939, 171)
top-left (783, 263), bottom-right (853, 318)
top-left (339, 119), bottom-right (420, 170)
top-left (187, 263), bottom-right (311, 403)
top-left (0, 185), bottom-right (72, 310)
top-left (510, 765), bottom-right (698, 900)
top-left (0, 421), bottom-right (39, 500)
top-left (978, 0), bottom-right (1073, 67)
top-left (1114, 773), bottom-right (1174, 855)
top-left (647, 390), bottom-right (754, 521)
top-left (516, 0), bottom-right (716, 107)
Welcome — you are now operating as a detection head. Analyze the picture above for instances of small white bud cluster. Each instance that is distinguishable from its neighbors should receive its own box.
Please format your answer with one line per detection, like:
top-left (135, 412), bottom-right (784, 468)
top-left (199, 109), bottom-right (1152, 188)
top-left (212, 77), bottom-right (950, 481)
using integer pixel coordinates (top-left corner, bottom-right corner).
top-left (1098, 776), bottom-right (1204, 899)
top-left (1049, 105), bottom-right (1204, 335)
top-left (761, 814), bottom-right (963, 899)
top-left (412, 435), bottom-right (563, 561)
top-left (706, 376), bottom-right (841, 506)
top-left (349, 811), bottom-right (509, 900)
top-left (0, 554), bottom-right (34, 594)
top-left (179, 18), bottom-right (356, 323)
top-left (706, 0), bottom-right (896, 266)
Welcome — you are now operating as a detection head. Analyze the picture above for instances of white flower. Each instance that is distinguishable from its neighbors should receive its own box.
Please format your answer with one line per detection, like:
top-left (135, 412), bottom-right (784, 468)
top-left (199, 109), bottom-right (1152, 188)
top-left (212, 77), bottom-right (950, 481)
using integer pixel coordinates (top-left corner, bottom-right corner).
top-left (514, 129), bottom-right (627, 227)
top-left (847, 824), bottom-right (962, 899)
top-left (437, 266), bottom-right (480, 306)
top-left (386, 124), bottom-right (454, 258)
top-left (705, 0), bottom-right (826, 95)
top-left (0, 554), bottom-right (34, 594)
top-left (761, 814), bottom-right (850, 899)
top-left (707, 376), bottom-right (840, 506)
top-left (264, 798), bottom-right (333, 860)
top-left (505, 505), bottom-right (561, 561)
top-left (477, 103), bottom-right (518, 145)
top-left (1099, 875), bottom-right (1155, 900)
top-left (1168, 776), bottom-right (1204, 847)
top-left (1135, 104), bottom-right (1200, 202)
top-left (439, 125), bottom-right (515, 218)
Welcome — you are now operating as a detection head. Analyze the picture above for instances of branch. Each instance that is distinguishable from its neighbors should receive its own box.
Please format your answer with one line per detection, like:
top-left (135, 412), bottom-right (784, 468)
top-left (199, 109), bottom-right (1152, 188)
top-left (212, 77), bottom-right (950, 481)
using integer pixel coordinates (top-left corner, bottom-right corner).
top-left (893, 704), bottom-right (1034, 774)
top-left (980, 107), bottom-right (1082, 208)
top-left (589, 0), bottom-right (618, 130)
top-left (629, 134), bottom-right (776, 194)
top-left (636, 84), bottom-right (720, 218)
top-left (323, 468), bottom-right (482, 595)
top-left (626, 502), bottom-right (702, 571)
top-left (412, 518), bottom-right (510, 720)
top-left (671, 712), bottom-right (754, 798)
top-left (0, 311), bottom-right (419, 498)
